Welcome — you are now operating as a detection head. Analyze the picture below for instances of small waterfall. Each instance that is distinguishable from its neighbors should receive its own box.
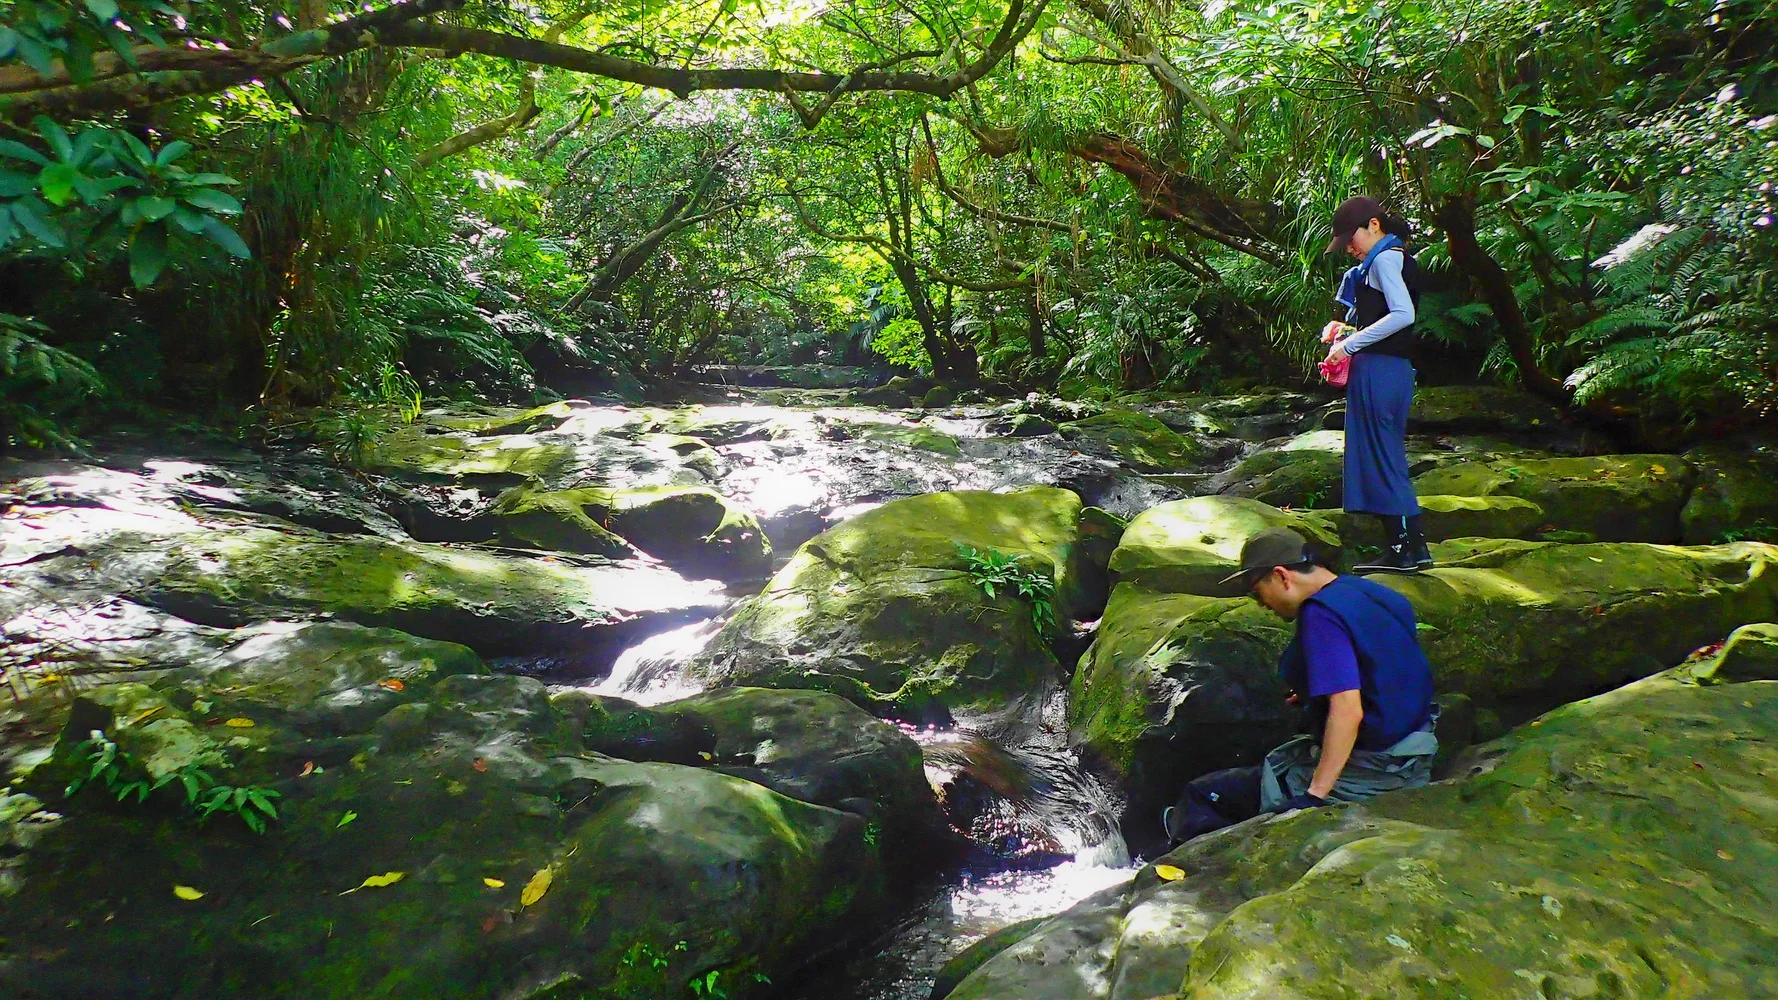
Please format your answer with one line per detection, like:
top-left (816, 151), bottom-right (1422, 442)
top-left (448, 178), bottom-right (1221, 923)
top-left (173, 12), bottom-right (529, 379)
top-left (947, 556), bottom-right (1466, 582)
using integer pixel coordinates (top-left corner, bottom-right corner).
top-left (588, 618), bottom-right (725, 705)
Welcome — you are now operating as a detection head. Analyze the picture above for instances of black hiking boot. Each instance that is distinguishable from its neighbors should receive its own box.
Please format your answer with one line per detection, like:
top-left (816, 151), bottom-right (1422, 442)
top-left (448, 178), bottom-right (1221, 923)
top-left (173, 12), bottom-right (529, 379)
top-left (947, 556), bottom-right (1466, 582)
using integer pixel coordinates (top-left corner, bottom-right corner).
top-left (1408, 513), bottom-right (1434, 570)
top-left (1354, 515), bottom-right (1423, 574)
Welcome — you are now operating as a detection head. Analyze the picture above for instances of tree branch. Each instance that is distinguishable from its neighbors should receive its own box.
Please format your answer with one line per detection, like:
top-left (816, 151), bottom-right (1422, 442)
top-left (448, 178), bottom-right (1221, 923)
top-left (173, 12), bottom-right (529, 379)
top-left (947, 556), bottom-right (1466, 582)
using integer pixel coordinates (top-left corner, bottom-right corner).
top-left (3, 0), bottom-right (1048, 125)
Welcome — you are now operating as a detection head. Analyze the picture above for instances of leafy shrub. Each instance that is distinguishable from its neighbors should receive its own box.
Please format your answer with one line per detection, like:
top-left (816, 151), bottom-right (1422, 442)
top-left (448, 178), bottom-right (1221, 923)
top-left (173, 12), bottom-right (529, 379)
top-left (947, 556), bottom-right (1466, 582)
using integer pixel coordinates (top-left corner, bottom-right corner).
top-left (956, 544), bottom-right (1058, 638)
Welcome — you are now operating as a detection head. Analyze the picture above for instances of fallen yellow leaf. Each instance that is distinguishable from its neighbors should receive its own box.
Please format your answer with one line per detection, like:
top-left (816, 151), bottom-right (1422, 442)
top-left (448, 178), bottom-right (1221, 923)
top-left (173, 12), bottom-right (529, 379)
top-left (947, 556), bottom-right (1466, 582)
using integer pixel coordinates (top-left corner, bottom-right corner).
top-left (340, 872), bottom-right (406, 895)
top-left (173, 885), bottom-right (205, 900)
top-left (520, 867), bottom-right (553, 907)
top-left (1650, 464), bottom-right (1667, 475)
top-left (1154, 864), bottom-right (1186, 882)
top-left (483, 877), bottom-right (506, 889)
top-left (697, 751), bottom-right (713, 761)
top-left (224, 718), bottom-right (255, 728)
top-left (1718, 850), bottom-right (1734, 861)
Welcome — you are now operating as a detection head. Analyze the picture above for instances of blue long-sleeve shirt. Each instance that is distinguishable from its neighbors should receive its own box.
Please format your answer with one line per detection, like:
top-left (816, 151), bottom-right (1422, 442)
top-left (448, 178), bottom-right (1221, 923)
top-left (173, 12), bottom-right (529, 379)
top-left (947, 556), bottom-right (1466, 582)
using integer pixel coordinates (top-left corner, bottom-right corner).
top-left (1343, 249), bottom-right (1415, 354)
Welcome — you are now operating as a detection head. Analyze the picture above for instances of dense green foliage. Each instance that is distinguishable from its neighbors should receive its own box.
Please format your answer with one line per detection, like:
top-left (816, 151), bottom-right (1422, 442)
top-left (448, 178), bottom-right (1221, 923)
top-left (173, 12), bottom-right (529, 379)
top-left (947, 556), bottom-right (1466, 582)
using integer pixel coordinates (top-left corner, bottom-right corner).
top-left (1, 0), bottom-right (1774, 445)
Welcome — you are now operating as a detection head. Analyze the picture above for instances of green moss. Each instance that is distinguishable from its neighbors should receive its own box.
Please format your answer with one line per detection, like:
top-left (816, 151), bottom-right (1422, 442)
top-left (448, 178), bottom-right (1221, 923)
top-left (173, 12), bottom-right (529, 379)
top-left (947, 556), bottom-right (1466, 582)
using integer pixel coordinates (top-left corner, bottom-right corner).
top-left (1413, 454), bottom-right (1694, 542)
top-left (1109, 496), bottom-right (1342, 596)
top-left (688, 488), bottom-right (1086, 718)
top-left (1057, 410), bottom-right (1207, 471)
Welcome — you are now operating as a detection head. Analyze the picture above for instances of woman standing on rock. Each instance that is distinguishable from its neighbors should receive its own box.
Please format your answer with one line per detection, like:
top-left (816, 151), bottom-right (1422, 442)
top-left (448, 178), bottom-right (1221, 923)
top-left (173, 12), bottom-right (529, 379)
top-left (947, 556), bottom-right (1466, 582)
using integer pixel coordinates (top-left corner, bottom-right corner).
top-left (1323, 196), bottom-right (1431, 573)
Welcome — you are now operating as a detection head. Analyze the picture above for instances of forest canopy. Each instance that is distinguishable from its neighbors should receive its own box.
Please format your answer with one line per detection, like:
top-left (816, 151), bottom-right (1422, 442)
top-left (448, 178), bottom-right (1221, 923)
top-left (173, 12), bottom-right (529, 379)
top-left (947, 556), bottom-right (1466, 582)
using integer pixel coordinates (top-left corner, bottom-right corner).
top-left (2, 0), bottom-right (1775, 446)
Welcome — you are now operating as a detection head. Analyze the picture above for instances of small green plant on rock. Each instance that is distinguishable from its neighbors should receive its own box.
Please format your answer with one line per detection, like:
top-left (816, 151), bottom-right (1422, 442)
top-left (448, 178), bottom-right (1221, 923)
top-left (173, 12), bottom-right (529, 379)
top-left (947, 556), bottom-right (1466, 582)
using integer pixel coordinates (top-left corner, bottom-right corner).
top-left (63, 730), bottom-right (281, 833)
top-left (1717, 522), bottom-right (1778, 543)
top-left (956, 544), bottom-right (1058, 638)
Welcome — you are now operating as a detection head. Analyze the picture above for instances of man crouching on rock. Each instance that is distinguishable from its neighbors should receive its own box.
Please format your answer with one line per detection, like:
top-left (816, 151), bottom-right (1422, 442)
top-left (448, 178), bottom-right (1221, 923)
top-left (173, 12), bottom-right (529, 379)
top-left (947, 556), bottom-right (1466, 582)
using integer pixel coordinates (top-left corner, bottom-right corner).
top-left (1162, 527), bottom-right (1438, 845)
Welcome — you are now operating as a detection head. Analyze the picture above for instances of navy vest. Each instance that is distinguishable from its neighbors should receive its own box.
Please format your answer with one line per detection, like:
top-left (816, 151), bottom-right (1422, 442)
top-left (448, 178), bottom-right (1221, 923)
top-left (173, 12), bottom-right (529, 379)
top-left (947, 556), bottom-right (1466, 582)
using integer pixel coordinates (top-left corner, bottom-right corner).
top-left (1279, 574), bottom-right (1435, 750)
top-left (1352, 248), bottom-right (1423, 360)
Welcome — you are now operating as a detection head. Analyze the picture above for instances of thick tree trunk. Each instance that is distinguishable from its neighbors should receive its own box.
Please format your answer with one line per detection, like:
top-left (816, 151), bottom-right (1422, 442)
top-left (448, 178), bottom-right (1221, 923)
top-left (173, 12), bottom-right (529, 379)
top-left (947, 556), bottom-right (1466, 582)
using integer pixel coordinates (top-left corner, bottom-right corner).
top-left (1434, 197), bottom-right (1572, 405)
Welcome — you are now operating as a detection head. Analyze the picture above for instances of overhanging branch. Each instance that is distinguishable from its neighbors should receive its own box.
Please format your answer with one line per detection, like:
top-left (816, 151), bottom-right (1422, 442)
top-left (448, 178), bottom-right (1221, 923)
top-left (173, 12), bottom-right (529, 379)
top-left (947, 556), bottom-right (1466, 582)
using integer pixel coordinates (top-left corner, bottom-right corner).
top-left (3, 0), bottom-right (1049, 125)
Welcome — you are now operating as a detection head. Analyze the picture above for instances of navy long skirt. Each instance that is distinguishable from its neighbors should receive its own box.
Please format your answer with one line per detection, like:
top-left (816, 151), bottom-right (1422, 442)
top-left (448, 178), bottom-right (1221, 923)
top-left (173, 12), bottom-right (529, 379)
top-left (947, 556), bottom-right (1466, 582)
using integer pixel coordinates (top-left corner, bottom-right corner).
top-left (1344, 353), bottom-right (1420, 516)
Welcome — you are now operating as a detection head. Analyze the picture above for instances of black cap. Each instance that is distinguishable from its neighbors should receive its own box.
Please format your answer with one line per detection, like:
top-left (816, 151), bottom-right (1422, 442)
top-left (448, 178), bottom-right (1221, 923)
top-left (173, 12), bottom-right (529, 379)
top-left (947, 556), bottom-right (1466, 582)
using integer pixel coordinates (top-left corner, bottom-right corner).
top-left (1218, 527), bottom-right (1317, 589)
top-left (1326, 195), bottom-right (1383, 254)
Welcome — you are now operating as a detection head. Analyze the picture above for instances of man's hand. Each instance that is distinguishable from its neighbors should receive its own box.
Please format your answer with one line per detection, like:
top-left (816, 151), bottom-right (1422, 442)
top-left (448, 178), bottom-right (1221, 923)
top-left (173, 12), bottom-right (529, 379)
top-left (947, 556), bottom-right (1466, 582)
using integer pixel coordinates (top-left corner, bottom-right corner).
top-left (1274, 793), bottom-right (1326, 812)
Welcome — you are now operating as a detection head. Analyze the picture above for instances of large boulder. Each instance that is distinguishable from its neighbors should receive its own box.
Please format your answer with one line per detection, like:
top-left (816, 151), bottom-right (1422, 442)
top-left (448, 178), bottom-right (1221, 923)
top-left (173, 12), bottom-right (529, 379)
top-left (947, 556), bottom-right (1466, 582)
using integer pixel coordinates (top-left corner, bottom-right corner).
top-left (1215, 430), bottom-right (1346, 509)
top-left (1323, 493), bottom-right (1547, 549)
top-left (1680, 445), bottom-right (1778, 544)
top-left (2, 660), bottom-right (907, 1000)
top-left (360, 403), bottom-right (718, 490)
top-left (1108, 497), bottom-right (1342, 597)
top-left (0, 477), bottom-right (726, 678)
top-left (1057, 411), bottom-right (1208, 472)
top-left (1408, 384), bottom-right (1565, 434)
top-left (1071, 532), bottom-right (1778, 820)
top-left (654, 687), bottom-right (948, 853)
top-left (1069, 585), bottom-right (1294, 817)
top-left (1412, 454), bottom-right (1694, 542)
top-left (685, 488), bottom-right (1100, 722)
top-left (953, 639), bottom-right (1778, 999)
top-left (485, 485), bottom-right (640, 558)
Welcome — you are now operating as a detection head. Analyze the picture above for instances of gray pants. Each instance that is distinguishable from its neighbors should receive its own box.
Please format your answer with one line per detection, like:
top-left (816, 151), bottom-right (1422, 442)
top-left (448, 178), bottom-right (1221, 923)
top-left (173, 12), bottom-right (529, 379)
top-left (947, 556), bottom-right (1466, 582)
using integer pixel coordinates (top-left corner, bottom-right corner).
top-left (1257, 725), bottom-right (1438, 811)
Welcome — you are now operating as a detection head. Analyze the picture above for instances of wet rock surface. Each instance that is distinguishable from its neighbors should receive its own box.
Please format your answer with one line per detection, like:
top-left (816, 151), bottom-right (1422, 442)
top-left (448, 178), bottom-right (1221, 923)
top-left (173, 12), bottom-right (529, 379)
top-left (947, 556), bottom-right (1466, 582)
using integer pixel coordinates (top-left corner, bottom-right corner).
top-left (951, 637), bottom-right (1778, 999)
top-left (5, 383), bottom-right (1778, 1000)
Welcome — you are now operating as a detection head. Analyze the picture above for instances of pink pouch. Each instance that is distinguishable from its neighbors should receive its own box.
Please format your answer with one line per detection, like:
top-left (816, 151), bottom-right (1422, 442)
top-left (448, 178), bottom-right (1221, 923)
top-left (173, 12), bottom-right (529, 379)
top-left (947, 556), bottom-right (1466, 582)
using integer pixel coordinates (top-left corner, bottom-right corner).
top-left (1319, 352), bottom-right (1350, 387)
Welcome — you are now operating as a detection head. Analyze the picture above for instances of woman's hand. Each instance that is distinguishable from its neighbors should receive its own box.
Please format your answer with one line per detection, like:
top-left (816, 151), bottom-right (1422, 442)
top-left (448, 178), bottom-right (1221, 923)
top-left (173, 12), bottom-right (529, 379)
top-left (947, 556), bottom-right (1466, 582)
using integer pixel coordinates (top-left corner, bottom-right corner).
top-left (1324, 340), bottom-right (1350, 364)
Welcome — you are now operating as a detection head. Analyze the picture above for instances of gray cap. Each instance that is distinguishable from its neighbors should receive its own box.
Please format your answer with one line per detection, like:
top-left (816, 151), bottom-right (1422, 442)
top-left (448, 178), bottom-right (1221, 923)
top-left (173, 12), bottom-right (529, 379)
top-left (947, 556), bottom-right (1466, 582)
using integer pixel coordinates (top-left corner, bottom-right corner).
top-left (1218, 527), bottom-right (1318, 588)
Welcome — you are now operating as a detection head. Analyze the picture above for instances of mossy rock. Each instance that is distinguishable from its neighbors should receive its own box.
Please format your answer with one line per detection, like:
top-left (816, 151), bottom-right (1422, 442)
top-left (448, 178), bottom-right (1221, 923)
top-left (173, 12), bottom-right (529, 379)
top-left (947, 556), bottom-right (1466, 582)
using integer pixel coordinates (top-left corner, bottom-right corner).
top-left (1071, 538), bottom-right (1778, 818)
top-left (1680, 445), bottom-right (1778, 544)
top-left (1069, 583), bottom-right (1294, 818)
top-left (685, 488), bottom-right (1091, 722)
top-left (847, 421), bottom-right (963, 456)
top-left (1407, 384), bottom-right (1564, 434)
top-left (1322, 494), bottom-right (1546, 549)
top-left (359, 406), bottom-right (714, 492)
top-left (1057, 411), bottom-right (1208, 472)
top-left (958, 646), bottom-right (1778, 999)
top-left (922, 385), bottom-right (959, 408)
top-left (488, 483), bottom-right (770, 581)
top-left (3, 673), bottom-right (896, 1000)
top-left (1217, 431), bottom-right (1347, 509)
top-left (187, 621), bottom-right (485, 734)
top-left (606, 485), bottom-right (772, 582)
top-left (654, 687), bottom-right (947, 853)
top-left (1108, 497), bottom-right (1342, 597)
top-left (487, 485), bottom-right (640, 558)
top-left (849, 385), bottom-right (914, 408)
top-left (127, 519), bottom-right (725, 670)
top-left (930, 915), bottom-right (1052, 1000)
top-left (1693, 621), bottom-right (1778, 684)
top-left (1412, 454), bottom-right (1693, 542)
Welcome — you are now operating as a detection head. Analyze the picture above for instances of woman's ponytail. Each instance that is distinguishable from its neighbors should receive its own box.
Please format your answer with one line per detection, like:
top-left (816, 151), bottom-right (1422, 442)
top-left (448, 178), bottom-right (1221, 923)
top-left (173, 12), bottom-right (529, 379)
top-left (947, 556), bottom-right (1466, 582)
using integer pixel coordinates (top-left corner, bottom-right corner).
top-left (1378, 212), bottom-right (1412, 241)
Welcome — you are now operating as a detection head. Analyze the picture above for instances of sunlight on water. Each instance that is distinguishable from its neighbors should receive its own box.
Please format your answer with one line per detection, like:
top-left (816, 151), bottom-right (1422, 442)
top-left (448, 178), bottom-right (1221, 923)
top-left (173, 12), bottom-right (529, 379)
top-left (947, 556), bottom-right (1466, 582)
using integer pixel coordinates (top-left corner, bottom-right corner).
top-left (947, 856), bottom-right (1136, 929)
top-left (589, 620), bottom-right (722, 705)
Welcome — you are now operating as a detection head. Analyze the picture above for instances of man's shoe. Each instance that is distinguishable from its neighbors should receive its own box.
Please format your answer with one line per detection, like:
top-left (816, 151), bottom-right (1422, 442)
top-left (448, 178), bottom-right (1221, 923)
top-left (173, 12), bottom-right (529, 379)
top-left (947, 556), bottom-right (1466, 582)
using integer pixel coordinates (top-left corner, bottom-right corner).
top-left (1353, 544), bottom-right (1421, 574)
